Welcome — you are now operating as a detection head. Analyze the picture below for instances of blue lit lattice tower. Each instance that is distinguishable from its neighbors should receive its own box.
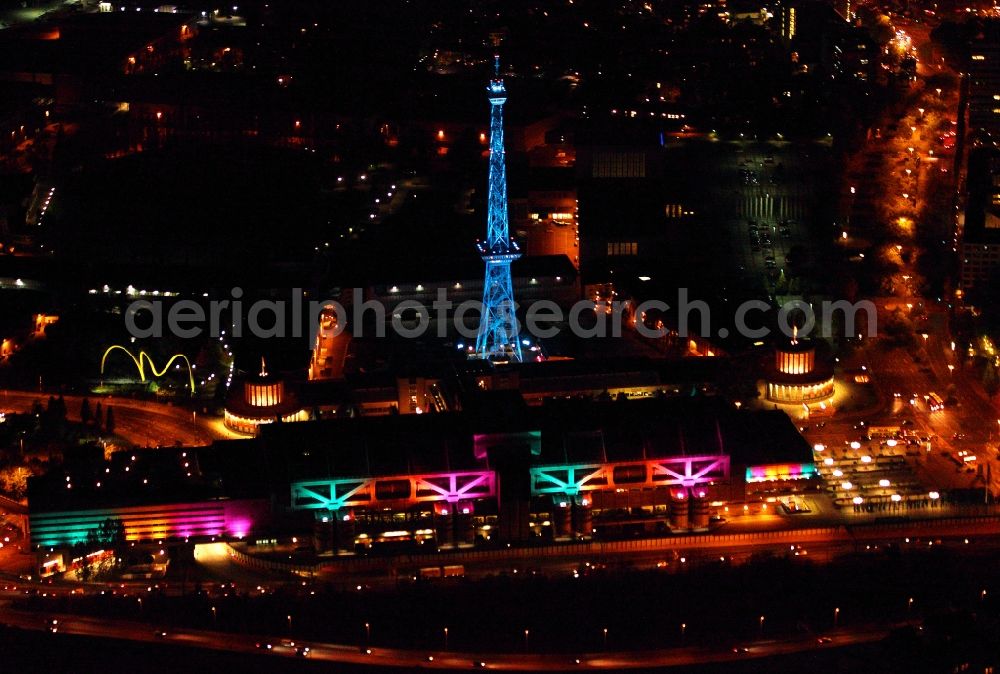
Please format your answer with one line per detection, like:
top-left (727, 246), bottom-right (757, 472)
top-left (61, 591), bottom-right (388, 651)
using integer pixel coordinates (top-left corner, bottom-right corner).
top-left (475, 56), bottom-right (523, 363)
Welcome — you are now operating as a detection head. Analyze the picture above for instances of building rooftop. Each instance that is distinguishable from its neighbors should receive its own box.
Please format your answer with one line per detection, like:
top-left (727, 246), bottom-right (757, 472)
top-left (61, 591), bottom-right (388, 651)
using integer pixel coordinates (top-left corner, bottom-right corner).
top-left (963, 147), bottom-right (1000, 245)
top-left (262, 394), bottom-right (810, 485)
top-left (30, 396), bottom-right (810, 514)
top-left (0, 11), bottom-right (192, 77)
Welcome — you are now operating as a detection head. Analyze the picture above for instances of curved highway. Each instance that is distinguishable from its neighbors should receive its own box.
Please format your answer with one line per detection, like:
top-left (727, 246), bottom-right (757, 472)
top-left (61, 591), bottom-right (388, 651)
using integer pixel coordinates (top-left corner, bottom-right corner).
top-left (0, 600), bottom-right (900, 671)
top-left (0, 389), bottom-right (239, 447)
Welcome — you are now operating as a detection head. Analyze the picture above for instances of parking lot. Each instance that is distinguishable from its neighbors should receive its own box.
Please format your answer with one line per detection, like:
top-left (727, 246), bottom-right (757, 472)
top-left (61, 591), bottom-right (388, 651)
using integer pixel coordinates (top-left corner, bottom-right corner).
top-left (814, 434), bottom-right (946, 513)
top-left (712, 141), bottom-right (831, 296)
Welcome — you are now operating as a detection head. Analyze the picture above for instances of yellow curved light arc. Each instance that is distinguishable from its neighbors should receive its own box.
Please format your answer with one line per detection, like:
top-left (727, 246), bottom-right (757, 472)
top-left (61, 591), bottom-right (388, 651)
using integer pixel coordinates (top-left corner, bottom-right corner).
top-left (100, 346), bottom-right (196, 394)
top-left (101, 345), bottom-right (142, 378)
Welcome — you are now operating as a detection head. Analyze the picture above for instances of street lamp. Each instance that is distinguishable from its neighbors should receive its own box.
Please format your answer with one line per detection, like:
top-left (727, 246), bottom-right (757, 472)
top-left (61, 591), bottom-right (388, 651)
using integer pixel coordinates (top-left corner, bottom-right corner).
top-left (759, 615), bottom-right (765, 634)
top-left (948, 364), bottom-right (955, 377)
top-left (365, 622), bottom-right (371, 643)
top-left (908, 597), bottom-right (914, 611)
top-left (444, 627), bottom-right (449, 650)
top-left (834, 607), bottom-right (840, 627)
top-left (287, 614), bottom-right (292, 631)
top-left (524, 629), bottom-right (530, 650)
top-left (680, 623), bottom-right (687, 641)
top-left (603, 627), bottom-right (608, 650)
top-left (211, 605), bottom-right (216, 625)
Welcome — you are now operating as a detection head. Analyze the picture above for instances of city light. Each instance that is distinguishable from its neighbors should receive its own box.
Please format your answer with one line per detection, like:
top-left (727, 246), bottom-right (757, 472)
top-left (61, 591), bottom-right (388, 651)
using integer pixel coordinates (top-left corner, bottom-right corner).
top-left (4, 4), bottom-right (997, 665)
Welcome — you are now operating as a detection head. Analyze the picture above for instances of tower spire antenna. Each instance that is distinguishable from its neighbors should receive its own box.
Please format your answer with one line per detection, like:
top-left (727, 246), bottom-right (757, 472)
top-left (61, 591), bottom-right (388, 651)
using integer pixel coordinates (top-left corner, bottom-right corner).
top-left (474, 52), bottom-right (522, 363)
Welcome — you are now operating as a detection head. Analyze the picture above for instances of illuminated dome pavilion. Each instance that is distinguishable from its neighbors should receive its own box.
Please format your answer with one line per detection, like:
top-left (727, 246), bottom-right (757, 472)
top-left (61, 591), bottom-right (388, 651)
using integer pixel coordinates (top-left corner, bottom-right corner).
top-left (224, 359), bottom-right (308, 435)
top-left (765, 327), bottom-right (834, 404)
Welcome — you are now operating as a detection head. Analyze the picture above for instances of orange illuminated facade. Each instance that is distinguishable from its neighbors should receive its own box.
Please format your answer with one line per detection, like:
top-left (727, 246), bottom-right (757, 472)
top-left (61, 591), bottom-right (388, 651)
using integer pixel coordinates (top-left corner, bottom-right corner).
top-left (246, 379), bottom-right (284, 407)
top-left (776, 347), bottom-right (814, 375)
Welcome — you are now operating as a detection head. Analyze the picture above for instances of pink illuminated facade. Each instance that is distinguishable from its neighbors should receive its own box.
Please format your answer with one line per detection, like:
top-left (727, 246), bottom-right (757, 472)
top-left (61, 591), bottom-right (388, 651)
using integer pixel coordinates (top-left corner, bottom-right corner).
top-left (29, 499), bottom-right (269, 548)
top-left (292, 470), bottom-right (497, 512)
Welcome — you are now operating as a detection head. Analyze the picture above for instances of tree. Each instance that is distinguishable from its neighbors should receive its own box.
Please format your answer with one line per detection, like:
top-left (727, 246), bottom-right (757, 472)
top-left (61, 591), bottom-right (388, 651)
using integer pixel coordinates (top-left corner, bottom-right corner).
top-left (80, 397), bottom-right (92, 425)
top-left (774, 269), bottom-right (789, 295)
top-left (883, 310), bottom-right (916, 348)
top-left (105, 406), bottom-right (115, 435)
top-left (0, 465), bottom-right (32, 499)
top-left (984, 361), bottom-right (999, 399)
top-left (78, 559), bottom-right (94, 583)
top-left (94, 518), bottom-right (128, 563)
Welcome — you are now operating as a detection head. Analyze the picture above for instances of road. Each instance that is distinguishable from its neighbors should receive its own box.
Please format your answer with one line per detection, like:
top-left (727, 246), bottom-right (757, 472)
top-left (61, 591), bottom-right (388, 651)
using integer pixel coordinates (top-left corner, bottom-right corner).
top-left (291, 513), bottom-right (1000, 592)
top-left (0, 600), bottom-right (903, 671)
top-left (0, 389), bottom-right (234, 447)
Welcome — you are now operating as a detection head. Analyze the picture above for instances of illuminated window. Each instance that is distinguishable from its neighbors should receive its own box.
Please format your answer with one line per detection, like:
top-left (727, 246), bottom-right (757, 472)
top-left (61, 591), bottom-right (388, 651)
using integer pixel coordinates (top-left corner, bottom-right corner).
top-left (607, 242), bottom-right (638, 256)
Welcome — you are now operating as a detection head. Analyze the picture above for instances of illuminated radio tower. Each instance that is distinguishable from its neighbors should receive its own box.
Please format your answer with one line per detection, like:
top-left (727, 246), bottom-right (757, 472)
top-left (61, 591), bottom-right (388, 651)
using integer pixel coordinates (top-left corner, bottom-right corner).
top-left (475, 55), bottom-right (523, 363)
